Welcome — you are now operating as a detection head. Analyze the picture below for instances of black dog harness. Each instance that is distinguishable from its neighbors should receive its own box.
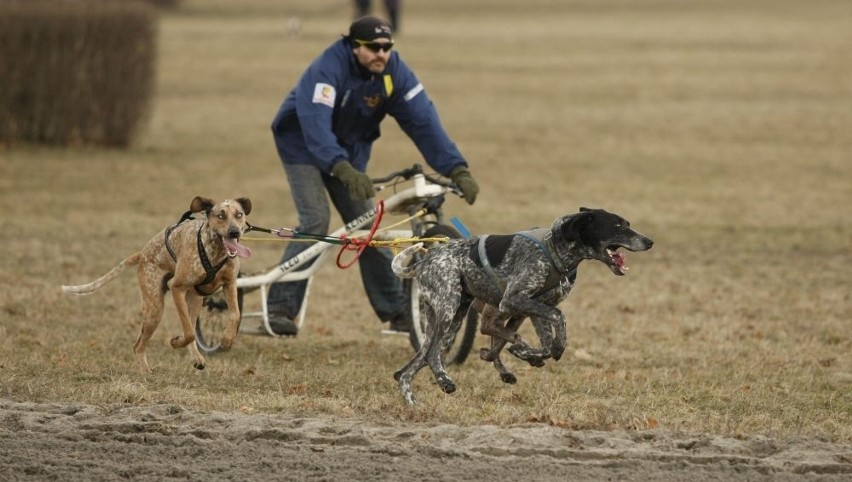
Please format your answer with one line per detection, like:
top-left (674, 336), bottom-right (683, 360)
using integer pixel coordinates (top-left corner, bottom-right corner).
top-left (472, 228), bottom-right (577, 296)
top-left (163, 211), bottom-right (228, 296)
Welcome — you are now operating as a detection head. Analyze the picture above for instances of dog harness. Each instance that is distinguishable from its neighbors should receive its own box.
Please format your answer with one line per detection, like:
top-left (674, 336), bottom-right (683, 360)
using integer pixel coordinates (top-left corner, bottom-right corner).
top-left (474, 228), bottom-right (577, 296)
top-left (164, 210), bottom-right (194, 261)
top-left (163, 212), bottom-right (228, 296)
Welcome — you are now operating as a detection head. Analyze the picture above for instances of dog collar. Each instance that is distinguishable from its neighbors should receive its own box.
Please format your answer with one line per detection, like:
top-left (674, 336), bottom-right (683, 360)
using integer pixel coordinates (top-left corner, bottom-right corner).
top-left (520, 230), bottom-right (577, 296)
top-left (542, 231), bottom-right (570, 274)
top-left (517, 229), bottom-right (572, 275)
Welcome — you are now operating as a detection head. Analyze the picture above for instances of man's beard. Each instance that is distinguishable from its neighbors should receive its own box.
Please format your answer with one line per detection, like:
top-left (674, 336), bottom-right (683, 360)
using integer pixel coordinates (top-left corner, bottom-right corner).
top-left (368, 60), bottom-right (386, 73)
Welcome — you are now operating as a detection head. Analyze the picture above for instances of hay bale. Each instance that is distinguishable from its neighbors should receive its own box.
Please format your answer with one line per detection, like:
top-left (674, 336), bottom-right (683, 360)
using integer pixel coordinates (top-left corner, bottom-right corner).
top-left (0, 0), bottom-right (158, 147)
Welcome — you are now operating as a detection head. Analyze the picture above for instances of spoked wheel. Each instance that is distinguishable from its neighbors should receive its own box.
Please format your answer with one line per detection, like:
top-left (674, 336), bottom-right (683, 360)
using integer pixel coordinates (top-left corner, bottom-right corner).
top-left (195, 287), bottom-right (243, 355)
top-left (403, 224), bottom-right (478, 365)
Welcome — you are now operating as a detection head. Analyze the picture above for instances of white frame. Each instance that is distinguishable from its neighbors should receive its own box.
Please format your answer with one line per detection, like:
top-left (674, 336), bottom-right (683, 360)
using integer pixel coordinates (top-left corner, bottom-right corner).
top-left (235, 173), bottom-right (446, 337)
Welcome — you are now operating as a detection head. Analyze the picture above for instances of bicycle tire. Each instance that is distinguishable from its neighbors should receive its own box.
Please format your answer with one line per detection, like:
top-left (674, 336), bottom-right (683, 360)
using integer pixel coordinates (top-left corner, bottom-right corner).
top-left (195, 286), bottom-right (244, 355)
top-left (403, 224), bottom-right (478, 365)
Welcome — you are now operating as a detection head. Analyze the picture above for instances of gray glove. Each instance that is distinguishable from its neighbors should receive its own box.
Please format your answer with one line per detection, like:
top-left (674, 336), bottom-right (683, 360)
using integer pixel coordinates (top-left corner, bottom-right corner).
top-left (449, 165), bottom-right (479, 205)
top-left (332, 161), bottom-right (374, 201)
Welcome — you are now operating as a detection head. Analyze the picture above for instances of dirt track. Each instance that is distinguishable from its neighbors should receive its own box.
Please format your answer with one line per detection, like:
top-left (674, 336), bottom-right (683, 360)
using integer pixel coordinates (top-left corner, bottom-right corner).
top-left (2, 399), bottom-right (850, 481)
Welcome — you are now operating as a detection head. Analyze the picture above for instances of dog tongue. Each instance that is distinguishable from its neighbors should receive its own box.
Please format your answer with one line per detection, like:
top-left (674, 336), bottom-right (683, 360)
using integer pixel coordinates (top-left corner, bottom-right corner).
top-left (223, 237), bottom-right (252, 259)
top-left (612, 251), bottom-right (626, 270)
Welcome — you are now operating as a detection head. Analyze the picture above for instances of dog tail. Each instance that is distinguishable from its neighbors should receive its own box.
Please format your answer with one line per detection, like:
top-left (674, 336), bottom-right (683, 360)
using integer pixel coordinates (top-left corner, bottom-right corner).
top-left (391, 243), bottom-right (423, 279)
top-left (61, 253), bottom-right (141, 295)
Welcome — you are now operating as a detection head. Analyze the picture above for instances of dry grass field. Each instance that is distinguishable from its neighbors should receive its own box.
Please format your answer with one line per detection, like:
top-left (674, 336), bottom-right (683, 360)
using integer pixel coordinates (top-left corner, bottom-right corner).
top-left (1, 0), bottom-right (851, 478)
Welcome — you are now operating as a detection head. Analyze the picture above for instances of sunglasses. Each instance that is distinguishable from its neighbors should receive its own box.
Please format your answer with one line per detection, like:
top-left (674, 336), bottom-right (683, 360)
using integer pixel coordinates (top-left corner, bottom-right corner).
top-left (355, 39), bottom-right (394, 53)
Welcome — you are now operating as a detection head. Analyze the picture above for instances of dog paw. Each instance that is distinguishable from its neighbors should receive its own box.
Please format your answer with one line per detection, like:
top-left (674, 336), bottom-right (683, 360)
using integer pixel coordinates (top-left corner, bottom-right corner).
top-left (437, 377), bottom-right (456, 394)
top-left (551, 344), bottom-right (565, 361)
top-left (399, 384), bottom-right (416, 405)
top-left (500, 373), bottom-right (517, 384)
top-left (170, 335), bottom-right (193, 348)
top-left (527, 357), bottom-right (546, 367)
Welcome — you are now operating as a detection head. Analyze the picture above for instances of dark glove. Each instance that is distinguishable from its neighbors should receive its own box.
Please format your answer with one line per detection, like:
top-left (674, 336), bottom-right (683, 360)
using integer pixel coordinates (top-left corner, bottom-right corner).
top-left (332, 161), bottom-right (374, 201)
top-left (449, 165), bottom-right (479, 205)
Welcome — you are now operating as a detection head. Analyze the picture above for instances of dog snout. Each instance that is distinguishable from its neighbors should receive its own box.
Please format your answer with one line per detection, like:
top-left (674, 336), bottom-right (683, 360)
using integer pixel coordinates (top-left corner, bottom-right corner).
top-left (228, 227), bottom-right (241, 239)
top-left (627, 231), bottom-right (654, 251)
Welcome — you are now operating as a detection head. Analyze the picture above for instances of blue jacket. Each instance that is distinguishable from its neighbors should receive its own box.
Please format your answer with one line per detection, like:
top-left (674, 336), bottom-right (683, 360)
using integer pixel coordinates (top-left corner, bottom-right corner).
top-left (271, 39), bottom-right (467, 175)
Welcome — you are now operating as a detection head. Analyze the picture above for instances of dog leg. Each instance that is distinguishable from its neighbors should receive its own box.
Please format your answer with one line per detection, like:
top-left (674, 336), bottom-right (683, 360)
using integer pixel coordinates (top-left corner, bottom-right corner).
top-left (133, 266), bottom-right (166, 373)
top-left (478, 305), bottom-right (522, 345)
top-left (486, 315), bottom-right (526, 384)
top-left (505, 314), bottom-right (552, 367)
top-left (394, 302), bottom-right (433, 379)
top-left (395, 296), bottom-right (464, 405)
top-left (394, 332), bottom-right (433, 405)
top-left (218, 282), bottom-right (241, 350)
top-left (393, 301), bottom-right (436, 405)
top-left (492, 356), bottom-right (517, 385)
top-left (499, 294), bottom-right (564, 365)
top-left (169, 285), bottom-right (196, 349)
top-left (477, 303), bottom-right (506, 362)
top-left (426, 297), bottom-right (471, 395)
top-left (550, 312), bottom-right (567, 361)
top-left (480, 313), bottom-right (523, 362)
top-left (507, 343), bottom-right (546, 367)
top-left (474, 300), bottom-right (528, 384)
top-left (477, 304), bottom-right (532, 382)
top-left (398, 273), bottom-right (468, 403)
top-left (523, 312), bottom-right (568, 362)
top-left (184, 291), bottom-right (207, 370)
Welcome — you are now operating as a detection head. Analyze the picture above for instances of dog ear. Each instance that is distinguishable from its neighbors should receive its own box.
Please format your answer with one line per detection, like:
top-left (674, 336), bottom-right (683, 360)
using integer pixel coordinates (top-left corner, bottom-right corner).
top-left (236, 197), bottom-right (252, 215)
top-left (560, 210), bottom-right (596, 244)
top-left (190, 196), bottom-right (215, 214)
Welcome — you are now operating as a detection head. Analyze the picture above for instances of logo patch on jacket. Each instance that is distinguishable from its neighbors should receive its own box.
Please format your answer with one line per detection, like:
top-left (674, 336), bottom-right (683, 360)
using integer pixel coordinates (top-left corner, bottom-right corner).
top-left (363, 94), bottom-right (383, 108)
top-left (312, 83), bottom-right (336, 108)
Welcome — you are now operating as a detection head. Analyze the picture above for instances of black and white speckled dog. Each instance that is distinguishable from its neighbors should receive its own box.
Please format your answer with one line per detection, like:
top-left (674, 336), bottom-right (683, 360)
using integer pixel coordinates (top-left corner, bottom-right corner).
top-left (391, 207), bottom-right (654, 405)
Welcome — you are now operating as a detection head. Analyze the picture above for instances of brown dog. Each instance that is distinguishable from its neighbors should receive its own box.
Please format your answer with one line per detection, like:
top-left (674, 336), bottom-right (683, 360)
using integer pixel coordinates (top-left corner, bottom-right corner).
top-left (62, 196), bottom-right (252, 373)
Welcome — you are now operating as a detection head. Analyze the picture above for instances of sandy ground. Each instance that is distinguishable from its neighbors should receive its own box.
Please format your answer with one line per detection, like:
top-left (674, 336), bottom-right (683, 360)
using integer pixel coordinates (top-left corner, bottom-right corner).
top-left (1, 400), bottom-right (850, 481)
